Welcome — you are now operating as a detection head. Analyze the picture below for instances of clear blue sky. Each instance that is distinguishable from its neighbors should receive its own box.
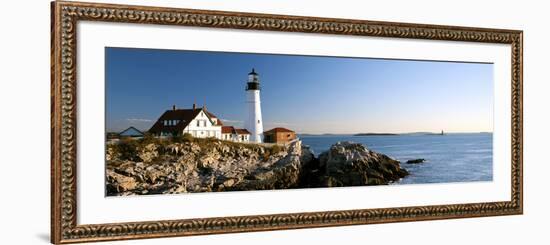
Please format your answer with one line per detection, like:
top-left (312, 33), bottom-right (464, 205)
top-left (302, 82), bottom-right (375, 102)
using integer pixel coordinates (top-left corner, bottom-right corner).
top-left (106, 47), bottom-right (493, 134)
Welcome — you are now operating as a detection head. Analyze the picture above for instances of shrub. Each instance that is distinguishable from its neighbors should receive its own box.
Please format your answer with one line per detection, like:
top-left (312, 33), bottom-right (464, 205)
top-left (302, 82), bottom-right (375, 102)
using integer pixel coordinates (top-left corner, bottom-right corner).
top-left (192, 137), bottom-right (220, 151)
top-left (172, 133), bottom-right (194, 143)
top-left (140, 132), bottom-right (158, 145)
top-left (270, 145), bottom-right (283, 155)
top-left (112, 137), bottom-right (139, 161)
top-left (182, 133), bottom-right (194, 142)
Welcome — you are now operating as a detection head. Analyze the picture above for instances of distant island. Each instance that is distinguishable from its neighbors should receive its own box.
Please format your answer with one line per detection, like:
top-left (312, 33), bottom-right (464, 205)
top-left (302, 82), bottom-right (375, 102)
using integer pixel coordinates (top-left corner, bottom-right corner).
top-left (424, 130), bottom-right (445, 136)
top-left (299, 133), bottom-right (352, 137)
top-left (353, 133), bottom-right (399, 136)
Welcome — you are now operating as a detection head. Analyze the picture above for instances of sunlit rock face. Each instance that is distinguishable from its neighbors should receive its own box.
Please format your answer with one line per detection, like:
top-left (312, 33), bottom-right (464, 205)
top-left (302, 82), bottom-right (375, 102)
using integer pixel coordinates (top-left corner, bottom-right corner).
top-left (105, 138), bottom-right (408, 196)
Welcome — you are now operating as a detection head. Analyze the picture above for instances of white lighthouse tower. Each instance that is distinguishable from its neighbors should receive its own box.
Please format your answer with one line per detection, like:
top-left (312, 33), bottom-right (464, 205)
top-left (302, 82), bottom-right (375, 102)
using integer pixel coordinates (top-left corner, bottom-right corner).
top-left (244, 68), bottom-right (264, 143)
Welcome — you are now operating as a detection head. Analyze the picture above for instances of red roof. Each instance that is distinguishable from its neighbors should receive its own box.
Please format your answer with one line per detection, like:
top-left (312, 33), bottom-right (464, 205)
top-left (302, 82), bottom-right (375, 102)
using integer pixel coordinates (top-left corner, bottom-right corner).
top-left (264, 127), bottom-right (294, 134)
top-left (235, 128), bottom-right (251, 135)
top-left (221, 126), bottom-right (250, 135)
top-left (221, 126), bottom-right (235, 134)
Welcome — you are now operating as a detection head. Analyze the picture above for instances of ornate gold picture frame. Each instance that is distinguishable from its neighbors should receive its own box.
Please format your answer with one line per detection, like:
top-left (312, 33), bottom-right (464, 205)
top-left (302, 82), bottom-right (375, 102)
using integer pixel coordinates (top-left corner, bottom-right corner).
top-left (51, 1), bottom-right (523, 243)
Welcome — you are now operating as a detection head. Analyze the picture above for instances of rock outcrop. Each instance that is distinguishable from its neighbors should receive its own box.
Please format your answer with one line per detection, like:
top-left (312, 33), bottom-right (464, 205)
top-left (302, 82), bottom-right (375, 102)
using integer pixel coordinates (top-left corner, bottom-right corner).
top-left (301, 142), bottom-right (409, 187)
top-left (106, 139), bottom-right (408, 196)
top-left (406, 158), bottom-right (426, 164)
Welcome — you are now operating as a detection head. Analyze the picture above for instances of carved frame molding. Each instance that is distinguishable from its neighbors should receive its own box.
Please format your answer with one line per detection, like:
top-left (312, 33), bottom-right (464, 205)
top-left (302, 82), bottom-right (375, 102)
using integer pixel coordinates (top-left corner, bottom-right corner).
top-left (51, 1), bottom-right (523, 243)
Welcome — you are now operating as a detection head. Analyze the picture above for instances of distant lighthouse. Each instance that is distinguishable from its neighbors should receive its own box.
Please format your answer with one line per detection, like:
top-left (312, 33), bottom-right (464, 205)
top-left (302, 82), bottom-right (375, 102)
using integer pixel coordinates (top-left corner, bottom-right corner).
top-left (244, 68), bottom-right (264, 143)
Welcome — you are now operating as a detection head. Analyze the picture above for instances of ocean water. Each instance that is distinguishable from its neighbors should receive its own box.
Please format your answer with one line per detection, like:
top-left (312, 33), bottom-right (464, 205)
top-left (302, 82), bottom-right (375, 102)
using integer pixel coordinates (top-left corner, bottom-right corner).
top-left (300, 133), bottom-right (493, 185)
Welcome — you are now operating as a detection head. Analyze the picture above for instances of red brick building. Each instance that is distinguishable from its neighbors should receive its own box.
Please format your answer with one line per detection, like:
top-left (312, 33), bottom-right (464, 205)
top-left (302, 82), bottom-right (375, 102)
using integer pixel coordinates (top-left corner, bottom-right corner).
top-left (263, 127), bottom-right (296, 144)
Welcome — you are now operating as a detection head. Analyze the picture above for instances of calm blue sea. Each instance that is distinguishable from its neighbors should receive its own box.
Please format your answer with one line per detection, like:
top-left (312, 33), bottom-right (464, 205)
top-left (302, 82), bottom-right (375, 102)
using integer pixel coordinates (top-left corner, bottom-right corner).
top-left (300, 133), bottom-right (493, 184)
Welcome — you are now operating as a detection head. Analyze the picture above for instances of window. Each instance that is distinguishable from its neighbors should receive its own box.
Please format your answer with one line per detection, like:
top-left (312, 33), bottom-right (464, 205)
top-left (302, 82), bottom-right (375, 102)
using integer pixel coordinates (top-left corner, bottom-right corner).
top-left (203, 120), bottom-right (207, 127)
top-left (257, 120), bottom-right (260, 124)
top-left (197, 120), bottom-right (200, 127)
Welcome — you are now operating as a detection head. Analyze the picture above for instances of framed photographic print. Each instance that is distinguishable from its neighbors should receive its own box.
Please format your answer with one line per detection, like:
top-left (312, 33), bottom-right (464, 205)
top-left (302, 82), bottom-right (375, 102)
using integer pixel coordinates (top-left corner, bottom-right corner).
top-left (51, 0), bottom-right (523, 243)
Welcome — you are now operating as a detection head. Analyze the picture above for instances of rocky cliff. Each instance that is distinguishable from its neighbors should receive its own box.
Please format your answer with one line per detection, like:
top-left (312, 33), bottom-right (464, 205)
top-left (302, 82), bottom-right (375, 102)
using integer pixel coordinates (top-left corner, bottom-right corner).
top-left (106, 138), bottom-right (408, 196)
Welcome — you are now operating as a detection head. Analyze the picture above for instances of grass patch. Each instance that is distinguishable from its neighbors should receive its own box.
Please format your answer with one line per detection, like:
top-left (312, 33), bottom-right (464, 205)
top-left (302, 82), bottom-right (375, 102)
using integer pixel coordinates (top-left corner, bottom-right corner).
top-left (108, 134), bottom-right (287, 162)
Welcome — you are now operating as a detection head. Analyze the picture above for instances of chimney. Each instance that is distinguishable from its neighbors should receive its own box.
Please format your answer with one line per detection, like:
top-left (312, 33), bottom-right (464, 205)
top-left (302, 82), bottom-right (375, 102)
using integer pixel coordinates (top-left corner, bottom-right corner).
top-left (172, 105), bottom-right (176, 111)
top-left (192, 103), bottom-right (196, 110)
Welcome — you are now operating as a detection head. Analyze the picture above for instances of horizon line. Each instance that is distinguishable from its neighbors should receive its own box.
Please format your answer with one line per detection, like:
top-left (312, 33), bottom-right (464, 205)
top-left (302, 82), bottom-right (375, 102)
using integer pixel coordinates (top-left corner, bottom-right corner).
top-left (105, 127), bottom-right (493, 135)
top-left (296, 131), bottom-right (493, 135)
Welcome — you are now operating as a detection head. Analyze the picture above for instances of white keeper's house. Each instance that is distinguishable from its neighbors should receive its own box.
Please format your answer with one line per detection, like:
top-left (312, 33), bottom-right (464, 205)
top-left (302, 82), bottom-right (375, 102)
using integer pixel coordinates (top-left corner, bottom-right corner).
top-left (148, 104), bottom-right (251, 142)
